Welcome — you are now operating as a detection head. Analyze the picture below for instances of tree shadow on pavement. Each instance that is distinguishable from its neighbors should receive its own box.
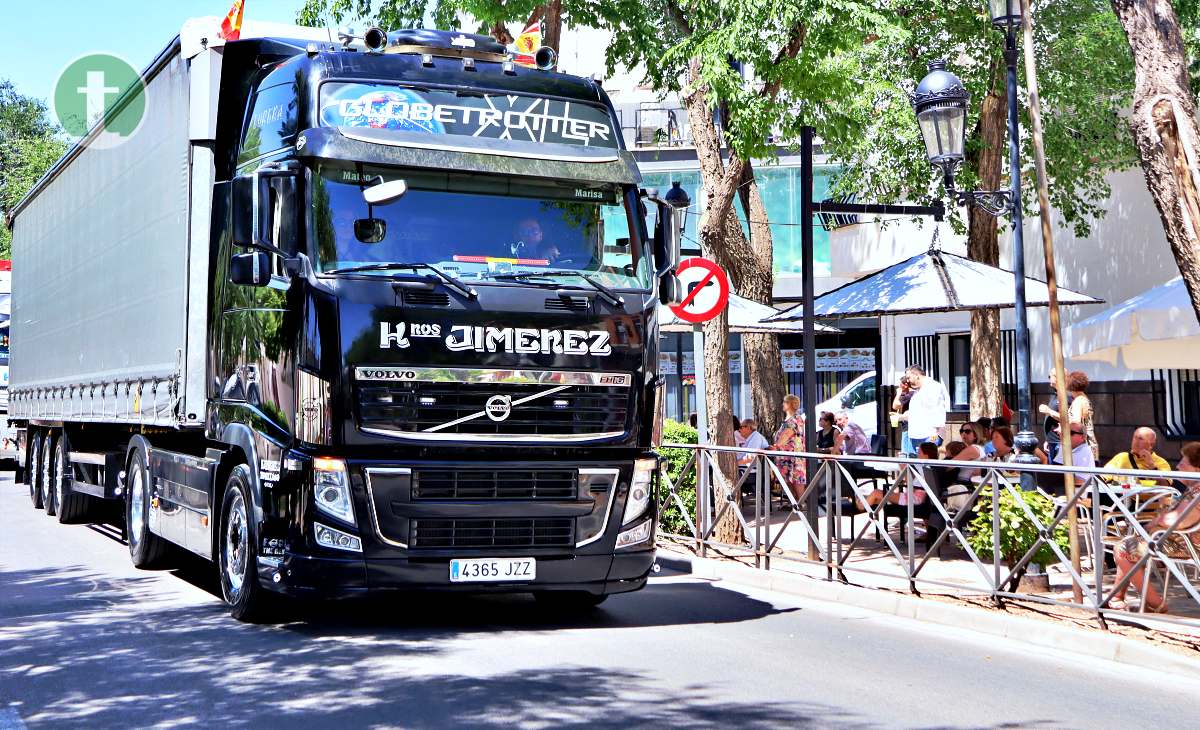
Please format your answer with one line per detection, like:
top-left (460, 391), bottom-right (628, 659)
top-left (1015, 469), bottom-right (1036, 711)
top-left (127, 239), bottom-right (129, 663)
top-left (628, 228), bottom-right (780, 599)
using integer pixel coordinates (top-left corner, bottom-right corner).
top-left (0, 565), bottom-right (820, 729)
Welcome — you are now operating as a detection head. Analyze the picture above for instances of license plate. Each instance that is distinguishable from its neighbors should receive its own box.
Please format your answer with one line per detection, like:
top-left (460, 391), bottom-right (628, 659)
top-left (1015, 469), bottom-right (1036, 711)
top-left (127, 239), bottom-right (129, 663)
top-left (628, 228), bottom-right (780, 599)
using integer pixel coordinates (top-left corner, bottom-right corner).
top-left (449, 557), bottom-right (537, 583)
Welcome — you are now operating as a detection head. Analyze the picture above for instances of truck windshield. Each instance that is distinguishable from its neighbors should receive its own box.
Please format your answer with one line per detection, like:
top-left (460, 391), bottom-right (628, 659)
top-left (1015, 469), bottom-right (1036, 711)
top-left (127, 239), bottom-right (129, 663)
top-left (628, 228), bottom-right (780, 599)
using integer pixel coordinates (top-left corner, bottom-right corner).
top-left (311, 165), bottom-right (650, 289)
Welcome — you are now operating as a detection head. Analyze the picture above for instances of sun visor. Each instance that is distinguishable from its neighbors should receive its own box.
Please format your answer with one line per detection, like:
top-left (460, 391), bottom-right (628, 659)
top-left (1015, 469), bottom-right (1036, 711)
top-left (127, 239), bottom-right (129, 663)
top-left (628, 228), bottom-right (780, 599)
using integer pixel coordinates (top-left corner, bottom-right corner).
top-left (295, 127), bottom-right (641, 185)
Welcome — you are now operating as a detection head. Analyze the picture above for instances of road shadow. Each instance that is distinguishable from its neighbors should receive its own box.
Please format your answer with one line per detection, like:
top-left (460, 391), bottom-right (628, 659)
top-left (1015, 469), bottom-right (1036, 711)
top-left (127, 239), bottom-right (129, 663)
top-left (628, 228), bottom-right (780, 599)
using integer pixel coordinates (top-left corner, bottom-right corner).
top-left (0, 565), bottom-right (855, 729)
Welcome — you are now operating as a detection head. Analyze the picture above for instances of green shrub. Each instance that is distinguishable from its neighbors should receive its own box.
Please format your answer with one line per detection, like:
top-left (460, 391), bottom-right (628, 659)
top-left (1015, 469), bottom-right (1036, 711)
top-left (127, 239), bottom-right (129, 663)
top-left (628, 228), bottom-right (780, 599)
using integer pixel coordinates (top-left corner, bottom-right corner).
top-left (967, 486), bottom-right (1069, 568)
top-left (658, 419), bottom-right (698, 535)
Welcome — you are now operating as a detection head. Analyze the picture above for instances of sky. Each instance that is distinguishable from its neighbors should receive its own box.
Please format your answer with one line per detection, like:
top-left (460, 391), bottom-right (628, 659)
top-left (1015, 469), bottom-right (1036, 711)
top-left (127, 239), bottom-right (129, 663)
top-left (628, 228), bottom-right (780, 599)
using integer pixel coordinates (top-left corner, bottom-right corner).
top-left (0, 0), bottom-right (329, 104)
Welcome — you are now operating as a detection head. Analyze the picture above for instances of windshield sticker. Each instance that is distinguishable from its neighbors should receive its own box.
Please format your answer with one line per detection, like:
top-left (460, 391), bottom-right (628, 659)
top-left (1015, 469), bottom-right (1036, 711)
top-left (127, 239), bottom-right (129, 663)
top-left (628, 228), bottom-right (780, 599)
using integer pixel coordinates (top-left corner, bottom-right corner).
top-left (320, 83), bottom-right (619, 149)
top-left (379, 321), bottom-right (612, 356)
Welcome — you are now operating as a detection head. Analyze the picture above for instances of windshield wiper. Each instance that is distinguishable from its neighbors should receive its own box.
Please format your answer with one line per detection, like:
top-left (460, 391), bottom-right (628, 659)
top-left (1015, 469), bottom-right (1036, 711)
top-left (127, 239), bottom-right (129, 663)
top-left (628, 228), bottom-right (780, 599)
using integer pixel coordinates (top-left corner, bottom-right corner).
top-left (490, 270), bottom-right (625, 308)
top-left (324, 262), bottom-right (477, 299)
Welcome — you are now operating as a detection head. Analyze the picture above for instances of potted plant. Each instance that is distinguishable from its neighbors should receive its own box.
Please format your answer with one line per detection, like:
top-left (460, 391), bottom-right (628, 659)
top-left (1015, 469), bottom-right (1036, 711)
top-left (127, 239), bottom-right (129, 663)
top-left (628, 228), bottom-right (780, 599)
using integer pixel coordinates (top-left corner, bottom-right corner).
top-left (967, 486), bottom-right (1070, 592)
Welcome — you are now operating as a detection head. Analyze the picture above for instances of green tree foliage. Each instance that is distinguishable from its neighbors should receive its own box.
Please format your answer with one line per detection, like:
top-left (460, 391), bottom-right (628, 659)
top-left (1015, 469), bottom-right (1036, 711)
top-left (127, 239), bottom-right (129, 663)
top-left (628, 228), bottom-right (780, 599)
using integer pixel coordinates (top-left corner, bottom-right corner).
top-left (826, 0), bottom-right (1136, 239)
top-left (0, 81), bottom-right (67, 258)
top-left (658, 418), bottom-right (698, 536)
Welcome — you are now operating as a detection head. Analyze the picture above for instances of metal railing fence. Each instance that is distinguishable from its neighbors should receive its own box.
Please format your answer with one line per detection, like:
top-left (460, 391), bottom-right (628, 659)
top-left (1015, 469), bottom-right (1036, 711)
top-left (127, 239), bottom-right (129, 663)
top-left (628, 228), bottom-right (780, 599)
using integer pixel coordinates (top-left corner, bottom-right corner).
top-left (656, 443), bottom-right (1200, 632)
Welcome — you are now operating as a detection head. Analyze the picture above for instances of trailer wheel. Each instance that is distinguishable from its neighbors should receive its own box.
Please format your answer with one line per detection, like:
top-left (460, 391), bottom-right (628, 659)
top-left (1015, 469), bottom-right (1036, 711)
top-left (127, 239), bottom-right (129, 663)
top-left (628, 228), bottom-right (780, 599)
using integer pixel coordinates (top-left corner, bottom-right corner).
top-left (219, 465), bottom-right (276, 623)
top-left (28, 431), bottom-right (44, 510)
top-left (55, 434), bottom-right (91, 523)
top-left (41, 431), bottom-right (57, 517)
top-left (126, 448), bottom-right (168, 568)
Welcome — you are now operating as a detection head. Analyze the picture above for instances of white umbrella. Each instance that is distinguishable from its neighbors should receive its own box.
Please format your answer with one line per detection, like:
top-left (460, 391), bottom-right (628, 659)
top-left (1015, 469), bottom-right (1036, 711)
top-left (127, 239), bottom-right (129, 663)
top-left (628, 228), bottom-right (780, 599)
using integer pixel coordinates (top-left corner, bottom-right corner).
top-left (1067, 276), bottom-right (1200, 370)
top-left (767, 249), bottom-right (1101, 320)
top-left (661, 292), bottom-right (841, 333)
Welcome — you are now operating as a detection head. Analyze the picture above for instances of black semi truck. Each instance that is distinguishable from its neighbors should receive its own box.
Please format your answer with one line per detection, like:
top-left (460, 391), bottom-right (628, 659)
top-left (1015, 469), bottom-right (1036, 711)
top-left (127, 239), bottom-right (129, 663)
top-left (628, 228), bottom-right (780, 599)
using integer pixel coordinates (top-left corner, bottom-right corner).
top-left (7, 19), bottom-right (681, 620)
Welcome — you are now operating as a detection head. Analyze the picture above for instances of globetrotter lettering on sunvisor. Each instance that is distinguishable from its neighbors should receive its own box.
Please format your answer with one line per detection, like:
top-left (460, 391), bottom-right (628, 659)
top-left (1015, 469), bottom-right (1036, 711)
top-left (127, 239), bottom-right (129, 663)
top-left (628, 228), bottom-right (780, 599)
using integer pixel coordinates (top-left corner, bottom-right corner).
top-left (380, 322), bottom-right (612, 356)
top-left (319, 83), bottom-right (619, 148)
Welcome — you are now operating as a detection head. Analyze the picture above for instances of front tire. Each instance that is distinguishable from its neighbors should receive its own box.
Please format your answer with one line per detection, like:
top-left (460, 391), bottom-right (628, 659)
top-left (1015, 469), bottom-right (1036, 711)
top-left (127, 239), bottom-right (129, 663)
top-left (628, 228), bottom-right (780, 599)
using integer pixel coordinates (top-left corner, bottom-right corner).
top-left (219, 465), bottom-right (276, 622)
top-left (28, 431), bottom-right (44, 509)
top-left (126, 447), bottom-right (169, 568)
top-left (40, 431), bottom-right (57, 516)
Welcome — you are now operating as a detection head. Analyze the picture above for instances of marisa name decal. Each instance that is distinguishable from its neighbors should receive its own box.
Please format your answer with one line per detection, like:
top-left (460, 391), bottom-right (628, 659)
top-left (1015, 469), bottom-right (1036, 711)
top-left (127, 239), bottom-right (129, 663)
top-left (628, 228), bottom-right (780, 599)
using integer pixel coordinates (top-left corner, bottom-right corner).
top-left (380, 323), bottom-right (611, 356)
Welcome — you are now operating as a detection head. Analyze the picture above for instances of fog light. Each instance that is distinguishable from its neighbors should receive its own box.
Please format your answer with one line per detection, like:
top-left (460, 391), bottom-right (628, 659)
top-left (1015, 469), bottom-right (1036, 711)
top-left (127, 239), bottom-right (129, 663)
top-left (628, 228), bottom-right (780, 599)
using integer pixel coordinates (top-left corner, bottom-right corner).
top-left (616, 520), bottom-right (652, 549)
top-left (315, 522), bottom-right (362, 553)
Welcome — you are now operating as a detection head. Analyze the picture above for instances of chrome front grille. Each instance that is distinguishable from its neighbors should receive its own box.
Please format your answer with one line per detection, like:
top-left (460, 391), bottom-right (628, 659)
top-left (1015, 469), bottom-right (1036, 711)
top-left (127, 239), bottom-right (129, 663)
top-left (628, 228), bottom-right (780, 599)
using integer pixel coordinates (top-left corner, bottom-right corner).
top-left (412, 468), bottom-right (577, 500)
top-left (355, 367), bottom-right (632, 440)
top-left (409, 518), bottom-right (575, 549)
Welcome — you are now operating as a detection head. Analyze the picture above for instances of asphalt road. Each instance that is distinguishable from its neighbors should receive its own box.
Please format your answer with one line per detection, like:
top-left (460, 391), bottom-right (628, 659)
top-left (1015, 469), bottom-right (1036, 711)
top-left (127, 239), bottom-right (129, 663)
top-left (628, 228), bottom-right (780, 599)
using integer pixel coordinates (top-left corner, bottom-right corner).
top-left (2, 473), bottom-right (1198, 729)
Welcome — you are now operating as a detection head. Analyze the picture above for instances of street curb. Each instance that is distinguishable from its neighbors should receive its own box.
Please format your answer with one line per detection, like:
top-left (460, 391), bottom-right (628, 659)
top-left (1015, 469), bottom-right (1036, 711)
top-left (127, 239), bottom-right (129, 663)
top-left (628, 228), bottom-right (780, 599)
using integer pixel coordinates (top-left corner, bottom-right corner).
top-left (655, 546), bottom-right (1200, 681)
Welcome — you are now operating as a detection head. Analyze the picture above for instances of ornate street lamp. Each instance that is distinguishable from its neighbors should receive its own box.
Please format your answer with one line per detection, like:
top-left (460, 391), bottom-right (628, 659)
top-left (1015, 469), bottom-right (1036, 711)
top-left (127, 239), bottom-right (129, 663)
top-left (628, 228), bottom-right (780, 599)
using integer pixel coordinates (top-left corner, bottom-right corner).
top-left (912, 44), bottom-right (1040, 483)
top-left (663, 181), bottom-right (691, 233)
top-left (988, 0), bottom-right (1022, 29)
top-left (911, 61), bottom-right (1011, 217)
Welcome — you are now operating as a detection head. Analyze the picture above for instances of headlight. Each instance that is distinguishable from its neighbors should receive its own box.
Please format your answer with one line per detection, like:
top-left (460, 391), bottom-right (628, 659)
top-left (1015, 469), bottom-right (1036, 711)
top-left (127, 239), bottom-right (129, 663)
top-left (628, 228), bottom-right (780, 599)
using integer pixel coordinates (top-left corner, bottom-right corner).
top-left (623, 457), bottom-right (657, 525)
top-left (314, 522), bottom-right (362, 553)
top-left (616, 519), bottom-right (653, 549)
top-left (313, 457), bottom-right (355, 525)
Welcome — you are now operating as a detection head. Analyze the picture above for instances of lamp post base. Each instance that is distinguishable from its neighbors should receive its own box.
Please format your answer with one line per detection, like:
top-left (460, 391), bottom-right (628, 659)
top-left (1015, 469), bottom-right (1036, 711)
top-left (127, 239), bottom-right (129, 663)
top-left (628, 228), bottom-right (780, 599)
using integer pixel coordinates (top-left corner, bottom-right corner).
top-left (1013, 429), bottom-right (1041, 491)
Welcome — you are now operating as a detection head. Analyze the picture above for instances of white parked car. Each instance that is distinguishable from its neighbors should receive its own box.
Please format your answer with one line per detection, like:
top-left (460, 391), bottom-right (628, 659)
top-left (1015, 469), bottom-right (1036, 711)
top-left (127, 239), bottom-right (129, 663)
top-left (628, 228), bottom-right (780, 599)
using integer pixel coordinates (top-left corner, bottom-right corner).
top-left (815, 371), bottom-right (878, 438)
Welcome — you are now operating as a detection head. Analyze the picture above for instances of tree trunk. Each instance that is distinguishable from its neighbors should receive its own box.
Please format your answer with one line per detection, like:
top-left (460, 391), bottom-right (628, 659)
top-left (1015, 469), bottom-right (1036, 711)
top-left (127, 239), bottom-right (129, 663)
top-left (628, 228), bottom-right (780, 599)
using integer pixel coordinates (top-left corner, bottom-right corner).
top-left (488, 20), bottom-right (513, 46)
top-left (1110, 0), bottom-right (1200, 322)
top-left (680, 57), bottom-right (755, 545)
top-left (967, 76), bottom-right (1007, 419)
top-left (737, 161), bottom-right (786, 437)
top-left (541, 0), bottom-right (563, 52)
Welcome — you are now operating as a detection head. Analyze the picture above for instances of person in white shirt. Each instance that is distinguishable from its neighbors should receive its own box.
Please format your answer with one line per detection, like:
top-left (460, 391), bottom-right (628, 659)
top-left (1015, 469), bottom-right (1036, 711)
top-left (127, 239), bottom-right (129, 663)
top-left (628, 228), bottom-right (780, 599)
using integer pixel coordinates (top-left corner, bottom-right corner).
top-left (1052, 421), bottom-right (1096, 484)
top-left (737, 419), bottom-right (769, 466)
top-left (899, 365), bottom-right (949, 455)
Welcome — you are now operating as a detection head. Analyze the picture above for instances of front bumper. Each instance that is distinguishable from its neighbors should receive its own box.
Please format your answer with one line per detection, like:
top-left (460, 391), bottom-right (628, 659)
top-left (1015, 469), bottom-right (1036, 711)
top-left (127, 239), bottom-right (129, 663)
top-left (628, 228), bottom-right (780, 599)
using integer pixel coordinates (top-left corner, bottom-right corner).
top-left (258, 455), bottom-right (657, 598)
top-left (259, 545), bottom-right (655, 598)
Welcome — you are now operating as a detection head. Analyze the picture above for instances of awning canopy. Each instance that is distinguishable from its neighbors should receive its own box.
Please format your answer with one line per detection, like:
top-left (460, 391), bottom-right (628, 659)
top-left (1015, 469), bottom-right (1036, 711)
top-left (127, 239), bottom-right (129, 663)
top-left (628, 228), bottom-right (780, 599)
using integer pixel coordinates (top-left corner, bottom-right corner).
top-left (767, 250), bottom-right (1102, 320)
top-left (661, 293), bottom-right (841, 333)
top-left (1067, 276), bottom-right (1200, 370)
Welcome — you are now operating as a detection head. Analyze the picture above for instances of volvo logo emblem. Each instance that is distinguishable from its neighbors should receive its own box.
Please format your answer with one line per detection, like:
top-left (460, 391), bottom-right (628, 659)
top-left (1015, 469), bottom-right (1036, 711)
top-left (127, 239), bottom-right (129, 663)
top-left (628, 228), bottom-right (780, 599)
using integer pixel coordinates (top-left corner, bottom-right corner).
top-left (485, 395), bottom-right (512, 422)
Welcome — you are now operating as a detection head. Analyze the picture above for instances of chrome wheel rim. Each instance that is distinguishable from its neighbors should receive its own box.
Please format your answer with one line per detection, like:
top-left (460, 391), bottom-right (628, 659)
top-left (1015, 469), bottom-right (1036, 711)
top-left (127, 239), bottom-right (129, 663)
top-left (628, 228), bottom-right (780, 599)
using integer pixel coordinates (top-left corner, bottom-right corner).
top-left (29, 439), bottom-right (40, 503)
top-left (54, 442), bottom-right (66, 510)
top-left (40, 439), bottom-right (52, 508)
top-left (223, 491), bottom-right (248, 597)
top-left (128, 466), bottom-right (145, 549)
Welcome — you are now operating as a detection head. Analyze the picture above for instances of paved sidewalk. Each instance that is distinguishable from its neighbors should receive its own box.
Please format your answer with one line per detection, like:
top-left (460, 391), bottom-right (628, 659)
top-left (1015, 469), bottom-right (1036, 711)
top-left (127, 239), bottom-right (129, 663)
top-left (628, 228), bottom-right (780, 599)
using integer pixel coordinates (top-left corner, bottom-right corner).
top-left (655, 543), bottom-right (1200, 681)
top-left (662, 496), bottom-right (1200, 636)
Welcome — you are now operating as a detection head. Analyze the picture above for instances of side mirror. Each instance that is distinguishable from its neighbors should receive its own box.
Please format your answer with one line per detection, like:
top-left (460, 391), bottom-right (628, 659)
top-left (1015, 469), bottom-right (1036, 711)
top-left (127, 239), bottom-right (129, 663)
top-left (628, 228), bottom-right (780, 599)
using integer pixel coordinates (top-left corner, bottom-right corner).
top-left (231, 251), bottom-right (272, 287)
top-left (232, 165), bottom-right (299, 263)
top-left (642, 188), bottom-right (683, 306)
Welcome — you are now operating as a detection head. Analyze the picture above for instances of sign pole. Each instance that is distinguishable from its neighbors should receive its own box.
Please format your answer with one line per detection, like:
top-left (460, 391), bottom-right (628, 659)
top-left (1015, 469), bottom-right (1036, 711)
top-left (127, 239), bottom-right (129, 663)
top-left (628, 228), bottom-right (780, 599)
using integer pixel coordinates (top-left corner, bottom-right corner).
top-left (802, 126), bottom-right (819, 561)
top-left (1019, 0), bottom-right (1083, 603)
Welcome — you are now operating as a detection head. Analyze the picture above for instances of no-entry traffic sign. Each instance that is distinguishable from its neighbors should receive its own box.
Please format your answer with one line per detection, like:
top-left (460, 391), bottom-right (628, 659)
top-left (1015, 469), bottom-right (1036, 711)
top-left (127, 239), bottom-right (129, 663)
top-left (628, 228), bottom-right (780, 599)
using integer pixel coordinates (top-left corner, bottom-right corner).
top-left (669, 257), bottom-right (730, 324)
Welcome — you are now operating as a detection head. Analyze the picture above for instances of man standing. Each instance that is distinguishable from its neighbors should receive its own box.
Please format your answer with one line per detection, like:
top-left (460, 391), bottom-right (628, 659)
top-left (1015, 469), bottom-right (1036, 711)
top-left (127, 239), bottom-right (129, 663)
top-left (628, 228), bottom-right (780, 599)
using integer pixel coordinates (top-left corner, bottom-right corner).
top-left (899, 365), bottom-right (949, 455)
top-left (1103, 427), bottom-right (1173, 486)
top-left (1052, 421), bottom-right (1096, 484)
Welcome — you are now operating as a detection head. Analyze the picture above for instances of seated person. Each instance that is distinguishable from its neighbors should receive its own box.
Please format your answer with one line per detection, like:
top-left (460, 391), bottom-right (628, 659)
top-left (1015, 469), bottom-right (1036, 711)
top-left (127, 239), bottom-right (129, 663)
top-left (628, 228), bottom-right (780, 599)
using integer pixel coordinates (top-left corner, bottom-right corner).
top-left (736, 418), bottom-right (769, 467)
top-left (1111, 442), bottom-right (1200, 613)
top-left (1103, 427), bottom-right (1173, 486)
top-left (983, 416), bottom-right (1008, 457)
top-left (861, 441), bottom-right (938, 510)
top-left (512, 217), bottom-right (544, 259)
top-left (814, 412), bottom-right (841, 454)
top-left (834, 411), bottom-right (871, 456)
